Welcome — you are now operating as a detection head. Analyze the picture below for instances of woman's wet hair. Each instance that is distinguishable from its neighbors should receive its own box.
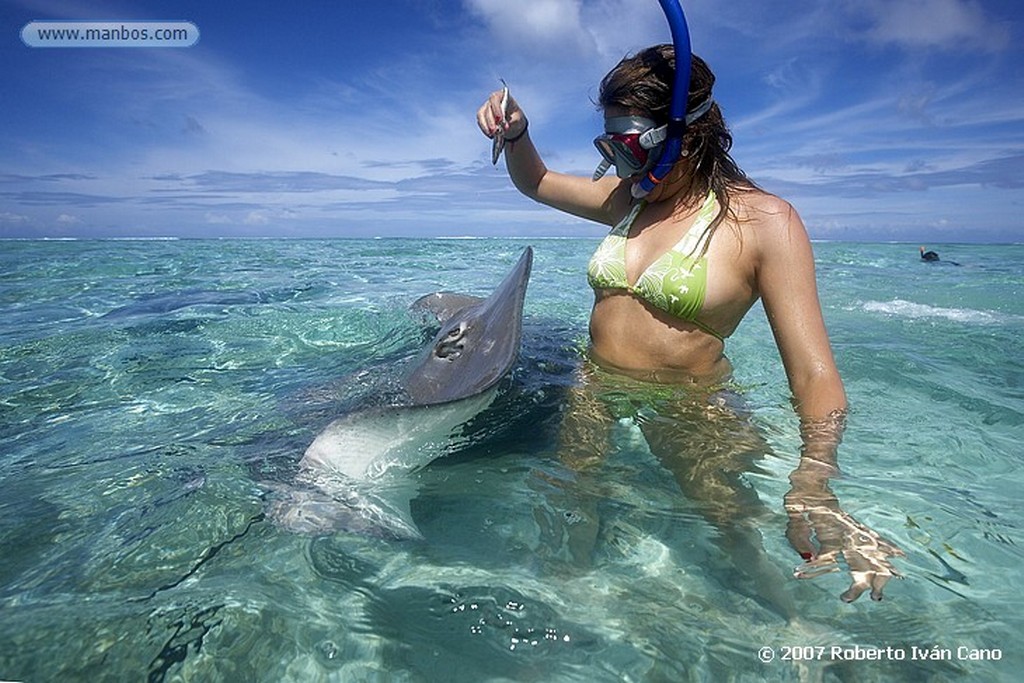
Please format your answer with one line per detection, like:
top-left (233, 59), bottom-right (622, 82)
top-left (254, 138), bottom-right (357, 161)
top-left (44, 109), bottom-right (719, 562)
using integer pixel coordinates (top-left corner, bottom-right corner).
top-left (599, 45), bottom-right (758, 242)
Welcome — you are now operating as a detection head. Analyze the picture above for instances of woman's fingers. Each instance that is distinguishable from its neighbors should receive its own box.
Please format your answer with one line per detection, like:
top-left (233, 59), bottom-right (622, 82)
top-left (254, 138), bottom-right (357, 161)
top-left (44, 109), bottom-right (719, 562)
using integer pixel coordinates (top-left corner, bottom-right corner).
top-left (478, 90), bottom-right (527, 140)
top-left (476, 89), bottom-right (509, 138)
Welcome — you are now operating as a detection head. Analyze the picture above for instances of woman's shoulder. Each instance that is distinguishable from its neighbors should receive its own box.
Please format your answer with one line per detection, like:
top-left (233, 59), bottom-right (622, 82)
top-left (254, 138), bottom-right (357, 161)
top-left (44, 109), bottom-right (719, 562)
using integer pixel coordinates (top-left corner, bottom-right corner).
top-left (729, 186), bottom-right (797, 224)
top-left (727, 187), bottom-right (809, 256)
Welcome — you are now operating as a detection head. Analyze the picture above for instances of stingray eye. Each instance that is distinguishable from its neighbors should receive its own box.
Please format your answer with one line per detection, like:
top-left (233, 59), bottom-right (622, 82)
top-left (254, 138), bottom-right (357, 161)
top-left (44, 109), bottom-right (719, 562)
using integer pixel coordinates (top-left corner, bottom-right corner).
top-left (445, 321), bottom-right (467, 340)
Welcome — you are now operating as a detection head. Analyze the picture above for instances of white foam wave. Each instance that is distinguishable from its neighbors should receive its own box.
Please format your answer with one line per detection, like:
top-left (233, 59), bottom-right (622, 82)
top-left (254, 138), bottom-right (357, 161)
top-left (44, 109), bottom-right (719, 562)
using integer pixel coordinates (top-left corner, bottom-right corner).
top-left (862, 299), bottom-right (1011, 325)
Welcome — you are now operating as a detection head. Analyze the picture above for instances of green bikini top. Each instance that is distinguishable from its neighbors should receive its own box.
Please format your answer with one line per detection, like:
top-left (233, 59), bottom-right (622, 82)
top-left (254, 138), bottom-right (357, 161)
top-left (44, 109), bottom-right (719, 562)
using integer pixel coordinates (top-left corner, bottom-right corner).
top-left (587, 190), bottom-right (724, 341)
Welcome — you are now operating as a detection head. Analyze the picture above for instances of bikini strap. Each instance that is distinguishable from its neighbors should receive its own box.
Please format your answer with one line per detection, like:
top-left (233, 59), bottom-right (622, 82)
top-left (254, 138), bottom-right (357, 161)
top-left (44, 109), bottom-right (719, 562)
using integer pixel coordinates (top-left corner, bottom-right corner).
top-left (673, 190), bottom-right (718, 257)
top-left (611, 200), bottom-right (648, 236)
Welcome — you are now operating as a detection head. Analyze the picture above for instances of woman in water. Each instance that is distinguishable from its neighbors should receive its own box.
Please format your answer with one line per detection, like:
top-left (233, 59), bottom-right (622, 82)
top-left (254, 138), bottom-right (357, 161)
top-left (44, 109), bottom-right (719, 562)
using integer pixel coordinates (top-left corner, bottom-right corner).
top-left (478, 45), bottom-right (902, 603)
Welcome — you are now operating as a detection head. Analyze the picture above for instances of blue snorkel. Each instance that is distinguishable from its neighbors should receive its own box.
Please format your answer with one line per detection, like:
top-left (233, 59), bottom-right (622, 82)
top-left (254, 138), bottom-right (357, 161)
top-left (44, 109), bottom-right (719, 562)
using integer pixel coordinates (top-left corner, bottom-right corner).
top-left (634, 0), bottom-right (693, 198)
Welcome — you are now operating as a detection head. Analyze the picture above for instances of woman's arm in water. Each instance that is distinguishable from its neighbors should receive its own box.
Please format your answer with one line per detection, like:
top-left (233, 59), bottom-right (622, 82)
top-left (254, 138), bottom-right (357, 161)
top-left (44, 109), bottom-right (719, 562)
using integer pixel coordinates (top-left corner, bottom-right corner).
top-left (755, 198), bottom-right (903, 601)
top-left (783, 413), bottom-right (905, 602)
top-left (755, 197), bottom-right (846, 422)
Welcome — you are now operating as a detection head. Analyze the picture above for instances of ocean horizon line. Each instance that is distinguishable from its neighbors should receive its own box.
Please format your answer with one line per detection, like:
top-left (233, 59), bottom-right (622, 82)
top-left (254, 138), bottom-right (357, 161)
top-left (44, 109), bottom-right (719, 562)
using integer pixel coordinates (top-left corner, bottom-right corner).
top-left (2, 236), bottom-right (1022, 246)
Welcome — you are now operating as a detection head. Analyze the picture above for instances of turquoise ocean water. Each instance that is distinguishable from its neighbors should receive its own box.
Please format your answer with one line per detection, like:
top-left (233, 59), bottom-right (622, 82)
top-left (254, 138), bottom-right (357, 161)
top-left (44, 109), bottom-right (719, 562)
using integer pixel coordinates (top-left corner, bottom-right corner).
top-left (1, 238), bottom-right (1022, 681)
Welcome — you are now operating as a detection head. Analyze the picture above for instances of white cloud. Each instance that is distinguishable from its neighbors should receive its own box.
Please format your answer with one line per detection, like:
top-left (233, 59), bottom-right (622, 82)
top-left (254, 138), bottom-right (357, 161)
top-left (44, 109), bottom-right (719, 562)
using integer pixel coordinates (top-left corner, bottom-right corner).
top-left (0, 211), bottom-right (30, 224)
top-left (579, 0), bottom-right (667, 58)
top-left (851, 0), bottom-right (1010, 51)
top-left (204, 212), bottom-right (233, 225)
top-left (463, 0), bottom-right (597, 56)
top-left (243, 211), bottom-right (270, 226)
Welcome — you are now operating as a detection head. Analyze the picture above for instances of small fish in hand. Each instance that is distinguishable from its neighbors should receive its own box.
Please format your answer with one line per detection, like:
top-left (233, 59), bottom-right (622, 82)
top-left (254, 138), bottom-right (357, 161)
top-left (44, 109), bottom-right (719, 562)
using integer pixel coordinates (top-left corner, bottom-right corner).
top-left (491, 79), bottom-right (509, 165)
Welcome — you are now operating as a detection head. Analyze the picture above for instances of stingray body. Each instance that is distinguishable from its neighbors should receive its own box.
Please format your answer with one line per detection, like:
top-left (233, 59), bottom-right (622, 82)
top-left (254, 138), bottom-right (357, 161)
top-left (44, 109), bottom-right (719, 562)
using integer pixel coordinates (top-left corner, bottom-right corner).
top-left (271, 247), bottom-right (533, 537)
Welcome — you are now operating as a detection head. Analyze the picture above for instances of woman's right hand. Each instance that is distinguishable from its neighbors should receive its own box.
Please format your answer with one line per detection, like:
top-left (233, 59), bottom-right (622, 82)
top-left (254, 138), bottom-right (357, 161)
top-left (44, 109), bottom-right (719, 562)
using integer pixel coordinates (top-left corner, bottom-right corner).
top-left (476, 87), bottom-right (526, 141)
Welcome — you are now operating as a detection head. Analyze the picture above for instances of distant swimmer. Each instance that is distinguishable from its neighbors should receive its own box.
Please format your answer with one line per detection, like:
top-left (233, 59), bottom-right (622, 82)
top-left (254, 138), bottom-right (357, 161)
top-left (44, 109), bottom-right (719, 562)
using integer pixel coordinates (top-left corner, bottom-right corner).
top-left (919, 246), bottom-right (940, 262)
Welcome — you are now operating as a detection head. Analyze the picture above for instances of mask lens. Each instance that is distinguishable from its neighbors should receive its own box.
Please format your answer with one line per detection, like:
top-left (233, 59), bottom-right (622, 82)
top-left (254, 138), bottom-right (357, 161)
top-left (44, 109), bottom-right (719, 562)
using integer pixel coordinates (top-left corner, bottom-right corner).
top-left (610, 133), bottom-right (648, 169)
top-left (593, 116), bottom-right (660, 180)
top-left (592, 134), bottom-right (647, 172)
top-left (594, 137), bottom-right (615, 164)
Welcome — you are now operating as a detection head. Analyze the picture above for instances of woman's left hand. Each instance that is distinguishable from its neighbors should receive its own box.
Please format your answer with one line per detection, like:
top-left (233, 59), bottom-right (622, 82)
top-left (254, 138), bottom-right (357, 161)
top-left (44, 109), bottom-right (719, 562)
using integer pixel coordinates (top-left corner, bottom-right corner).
top-left (784, 486), bottom-right (905, 602)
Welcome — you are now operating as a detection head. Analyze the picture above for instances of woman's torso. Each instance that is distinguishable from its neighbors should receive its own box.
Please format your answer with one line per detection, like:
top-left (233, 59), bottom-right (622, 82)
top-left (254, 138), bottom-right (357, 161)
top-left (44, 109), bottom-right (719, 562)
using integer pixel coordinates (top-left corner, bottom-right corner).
top-left (587, 187), bottom-right (778, 382)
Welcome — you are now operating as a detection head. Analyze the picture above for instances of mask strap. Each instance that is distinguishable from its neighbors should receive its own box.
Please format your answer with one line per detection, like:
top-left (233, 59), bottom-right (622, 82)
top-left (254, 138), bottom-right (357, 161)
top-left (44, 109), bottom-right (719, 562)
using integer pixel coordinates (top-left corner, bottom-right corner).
top-left (637, 97), bottom-right (713, 149)
top-left (685, 97), bottom-right (714, 125)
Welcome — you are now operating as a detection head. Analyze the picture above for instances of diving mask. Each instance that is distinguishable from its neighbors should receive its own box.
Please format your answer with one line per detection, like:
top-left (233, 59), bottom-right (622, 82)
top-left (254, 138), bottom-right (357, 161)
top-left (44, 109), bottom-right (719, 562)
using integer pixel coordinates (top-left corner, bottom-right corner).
top-left (592, 97), bottom-right (715, 181)
top-left (592, 116), bottom-right (665, 180)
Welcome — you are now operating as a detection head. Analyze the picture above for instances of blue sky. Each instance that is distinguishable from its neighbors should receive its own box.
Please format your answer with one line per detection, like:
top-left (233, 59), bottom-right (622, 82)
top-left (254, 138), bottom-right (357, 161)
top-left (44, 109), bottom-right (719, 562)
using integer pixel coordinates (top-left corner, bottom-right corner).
top-left (2, 0), bottom-right (1022, 241)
